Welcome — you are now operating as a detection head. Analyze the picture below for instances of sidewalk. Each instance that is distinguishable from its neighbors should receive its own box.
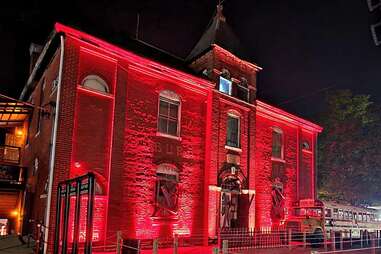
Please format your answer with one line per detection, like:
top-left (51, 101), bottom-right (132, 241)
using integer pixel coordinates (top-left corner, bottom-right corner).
top-left (0, 235), bottom-right (33, 254)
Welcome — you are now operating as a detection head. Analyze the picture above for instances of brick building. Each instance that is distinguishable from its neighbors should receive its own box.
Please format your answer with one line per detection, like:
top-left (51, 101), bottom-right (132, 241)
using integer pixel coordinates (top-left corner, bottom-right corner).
top-left (16, 6), bottom-right (322, 252)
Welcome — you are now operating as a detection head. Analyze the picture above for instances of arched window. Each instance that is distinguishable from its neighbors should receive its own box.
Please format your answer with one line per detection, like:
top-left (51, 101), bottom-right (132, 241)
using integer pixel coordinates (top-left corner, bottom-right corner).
top-left (302, 141), bottom-right (310, 150)
top-left (272, 127), bottom-right (283, 159)
top-left (153, 164), bottom-right (179, 217)
top-left (81, 75), bottom-right (109, 93)
top-left (157, 90), bottom-right (181, 137)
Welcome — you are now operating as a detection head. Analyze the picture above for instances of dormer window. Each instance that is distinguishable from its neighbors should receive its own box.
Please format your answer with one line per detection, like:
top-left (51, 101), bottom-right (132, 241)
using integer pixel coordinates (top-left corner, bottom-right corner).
top-left (219, 76), bottom-right (232, 95)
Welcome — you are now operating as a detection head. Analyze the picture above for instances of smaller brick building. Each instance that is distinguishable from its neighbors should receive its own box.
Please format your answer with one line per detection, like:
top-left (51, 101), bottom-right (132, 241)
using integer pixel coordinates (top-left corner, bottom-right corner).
top-left (18, 5), bottom-right (322, 252)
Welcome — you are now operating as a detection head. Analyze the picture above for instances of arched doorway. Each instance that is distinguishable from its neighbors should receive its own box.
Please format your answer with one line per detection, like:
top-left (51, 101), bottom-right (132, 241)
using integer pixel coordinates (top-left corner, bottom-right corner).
top-left (218, 164), bottom-right (246, 229)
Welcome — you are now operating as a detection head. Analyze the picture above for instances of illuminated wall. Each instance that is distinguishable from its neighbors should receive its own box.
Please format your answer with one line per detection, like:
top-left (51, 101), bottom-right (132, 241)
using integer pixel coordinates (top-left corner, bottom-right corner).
top-left (120, 67), bottom-right (208, 240)
top-left (255, 102), bottom-right (321, 229)
top-left (23, 23), bottom-right (322, 250)
top-left (70, 48), bottom-right (116, 242)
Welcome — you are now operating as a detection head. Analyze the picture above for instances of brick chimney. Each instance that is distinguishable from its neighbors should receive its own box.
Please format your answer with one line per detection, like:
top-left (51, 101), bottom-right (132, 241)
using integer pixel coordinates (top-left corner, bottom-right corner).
top-left (29, 43), bottom-right (43, 75)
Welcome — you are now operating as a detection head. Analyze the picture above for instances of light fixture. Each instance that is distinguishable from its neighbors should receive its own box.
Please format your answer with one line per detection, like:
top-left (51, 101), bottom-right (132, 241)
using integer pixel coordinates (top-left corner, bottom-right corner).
top-left (15, 129), bottom-right (24, 137)
top-left (10, 210), bottom-right (19, 217)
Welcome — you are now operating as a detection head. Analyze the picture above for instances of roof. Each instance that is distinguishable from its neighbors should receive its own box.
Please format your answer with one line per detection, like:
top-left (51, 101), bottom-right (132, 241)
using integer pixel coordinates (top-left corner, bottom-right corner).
top-left (186, 5), bottom-right (248, 62)
top-left (20, 22), bottom-right (215, 100)
top-left (0, 94), bottom-right (33, 127)
top-left (256, 100), bottom-right (323, 132)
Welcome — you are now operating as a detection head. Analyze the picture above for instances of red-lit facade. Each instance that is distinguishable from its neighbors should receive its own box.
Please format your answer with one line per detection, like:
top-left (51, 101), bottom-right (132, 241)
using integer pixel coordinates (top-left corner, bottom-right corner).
top-left (20, 17), bottom-right (322, 252)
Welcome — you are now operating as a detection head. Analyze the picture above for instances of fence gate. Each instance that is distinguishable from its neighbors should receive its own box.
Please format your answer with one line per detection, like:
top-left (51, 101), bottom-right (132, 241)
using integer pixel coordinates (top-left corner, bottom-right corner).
top-left (53, 173), bottom-right (95, 254)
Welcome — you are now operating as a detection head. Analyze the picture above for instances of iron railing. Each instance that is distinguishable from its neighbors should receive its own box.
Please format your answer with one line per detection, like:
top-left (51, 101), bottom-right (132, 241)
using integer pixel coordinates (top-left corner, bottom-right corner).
top-left (0, 145), bottom-right (21, 165)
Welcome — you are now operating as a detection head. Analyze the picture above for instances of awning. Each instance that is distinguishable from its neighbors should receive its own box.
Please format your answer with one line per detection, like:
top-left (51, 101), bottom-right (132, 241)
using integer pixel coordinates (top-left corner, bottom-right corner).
top-left (0, 94), bottom-right (33, 127)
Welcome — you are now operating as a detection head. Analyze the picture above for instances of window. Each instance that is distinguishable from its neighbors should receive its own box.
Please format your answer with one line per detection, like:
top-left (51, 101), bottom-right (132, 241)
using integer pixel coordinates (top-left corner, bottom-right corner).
top-left (81, 75), bottom-right (109, 93)
top-left (325, 209), bottom-right (332, 217)
top-left (272, 128), bottom-right (283, 159)
top-left (33, 158), bottom-right (39, 176)
top-left (153, 164), bottom-right (179, 217)
top-left (302, 141), bottom-right (310, 150)
top-left (236, 77), bottom-right (250, 102)
top-left (226, 113), bottom-right (240, 148)
top-left (157, 90), bottom-right (180, 137)
top-left (36, 79), bottom-right (45, 135)
top-left (338, 209), bottom-right (343, 219)
top-left (51, 76), bottom-right (59, 95)
top-left (219, 76), bottom-right (232, 95)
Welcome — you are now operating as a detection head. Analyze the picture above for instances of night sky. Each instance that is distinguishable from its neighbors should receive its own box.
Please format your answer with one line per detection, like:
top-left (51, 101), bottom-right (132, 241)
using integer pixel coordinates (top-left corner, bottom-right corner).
top-left (1, 0), bottom-right (380, 122)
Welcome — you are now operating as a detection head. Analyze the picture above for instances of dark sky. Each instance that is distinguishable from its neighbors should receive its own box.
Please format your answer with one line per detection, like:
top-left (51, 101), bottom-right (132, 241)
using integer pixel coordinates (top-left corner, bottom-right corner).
top-left (1, 0), bottom-right (380, 122)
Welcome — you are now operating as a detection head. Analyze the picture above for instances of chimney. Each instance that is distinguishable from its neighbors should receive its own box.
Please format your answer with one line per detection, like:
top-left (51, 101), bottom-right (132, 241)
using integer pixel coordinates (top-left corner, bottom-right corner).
top-left (29, 43), bottom-right (43, 75)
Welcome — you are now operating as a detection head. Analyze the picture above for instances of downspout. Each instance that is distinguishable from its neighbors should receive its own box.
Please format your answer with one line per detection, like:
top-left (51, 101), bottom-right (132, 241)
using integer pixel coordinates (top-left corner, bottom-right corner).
top-left (43, 34), bottom-right (64, 254)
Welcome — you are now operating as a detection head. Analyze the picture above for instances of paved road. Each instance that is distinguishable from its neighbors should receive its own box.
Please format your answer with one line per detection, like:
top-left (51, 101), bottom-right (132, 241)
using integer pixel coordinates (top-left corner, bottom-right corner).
top-left (0, 235), bottom-right (33, 254)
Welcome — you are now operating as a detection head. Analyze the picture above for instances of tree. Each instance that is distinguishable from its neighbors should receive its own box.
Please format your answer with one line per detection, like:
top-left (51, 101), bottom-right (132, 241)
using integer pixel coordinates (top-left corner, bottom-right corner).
top-left (318, 89), bottom-right (381, 205)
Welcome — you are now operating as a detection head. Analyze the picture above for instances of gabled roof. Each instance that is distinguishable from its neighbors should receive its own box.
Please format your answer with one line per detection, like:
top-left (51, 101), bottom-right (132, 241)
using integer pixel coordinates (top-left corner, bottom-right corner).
top-left (186, 5), bottom-right (247, 62)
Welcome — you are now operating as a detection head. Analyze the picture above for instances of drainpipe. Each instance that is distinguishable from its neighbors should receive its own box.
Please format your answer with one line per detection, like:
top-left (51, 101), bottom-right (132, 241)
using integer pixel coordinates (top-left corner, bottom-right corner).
top-left (43, 34), bottom-right (64, 254)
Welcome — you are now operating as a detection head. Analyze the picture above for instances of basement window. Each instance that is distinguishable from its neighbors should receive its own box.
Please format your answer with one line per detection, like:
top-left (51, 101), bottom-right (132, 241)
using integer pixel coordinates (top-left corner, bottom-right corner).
top-left (153, 164), bottom-right (179, 217)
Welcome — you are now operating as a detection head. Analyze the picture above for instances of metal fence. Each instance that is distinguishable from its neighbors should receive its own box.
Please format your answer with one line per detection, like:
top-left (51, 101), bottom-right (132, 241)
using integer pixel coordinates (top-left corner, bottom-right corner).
top-left (219, 227), bottom-right (289, 249)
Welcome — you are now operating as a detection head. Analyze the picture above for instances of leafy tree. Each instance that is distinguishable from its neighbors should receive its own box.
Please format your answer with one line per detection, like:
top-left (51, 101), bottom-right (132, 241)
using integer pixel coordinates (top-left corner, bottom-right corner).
top-left (317, 89), bottom-right (381, 205)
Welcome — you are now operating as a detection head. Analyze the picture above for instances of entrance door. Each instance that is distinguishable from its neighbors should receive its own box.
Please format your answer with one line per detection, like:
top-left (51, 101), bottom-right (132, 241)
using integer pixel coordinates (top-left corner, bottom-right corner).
top-left (220, 191), bottom-right (239, 228)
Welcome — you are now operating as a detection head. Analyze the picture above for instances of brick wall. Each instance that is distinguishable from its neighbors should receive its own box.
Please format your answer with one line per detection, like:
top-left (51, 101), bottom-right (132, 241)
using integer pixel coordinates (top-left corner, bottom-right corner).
top-left (119, 66), bottom-right (208, 239)
top-left (255, 115), bottom-right (299, 228)
top-left (22, 47), bottom-right (61, 235)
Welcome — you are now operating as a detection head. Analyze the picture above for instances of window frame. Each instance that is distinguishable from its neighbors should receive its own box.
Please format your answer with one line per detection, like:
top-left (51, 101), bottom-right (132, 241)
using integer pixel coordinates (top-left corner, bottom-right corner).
top-left (226, 112), bottom-right (241, 149)
top-left (271, 127), bottom-right (284, 161)
top-left (156, 90), bottom-right (181, 139)
top-left (219, 76), bottom-right (233, 95)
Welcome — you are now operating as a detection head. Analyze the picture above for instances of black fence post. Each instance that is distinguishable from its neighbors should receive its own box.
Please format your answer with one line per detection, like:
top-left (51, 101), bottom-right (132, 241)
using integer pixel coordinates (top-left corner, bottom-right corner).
top-left (84, 174), bottom-right (95, 254)
top-left (54, 184), bottom-right (63, 254)
top-left (62, 182), bottom-right (71, 254)
top-left (72, 180), bottom-right (82, 254)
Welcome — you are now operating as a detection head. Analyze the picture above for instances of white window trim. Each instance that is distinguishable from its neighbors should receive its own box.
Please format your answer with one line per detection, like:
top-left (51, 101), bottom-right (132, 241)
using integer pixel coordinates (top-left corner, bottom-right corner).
top-left (225, 145), bottom-right (242, 153)
top-left (157, 90), bottom-right (181, 139)
top-left (271, 157), bottom-right (286, 163)
top-left (226, 111), bottom-right (241, 149)
top-left (272, 127), bottom-right (284, 160)
top-left (156, 131), bottom-right (182, 141)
